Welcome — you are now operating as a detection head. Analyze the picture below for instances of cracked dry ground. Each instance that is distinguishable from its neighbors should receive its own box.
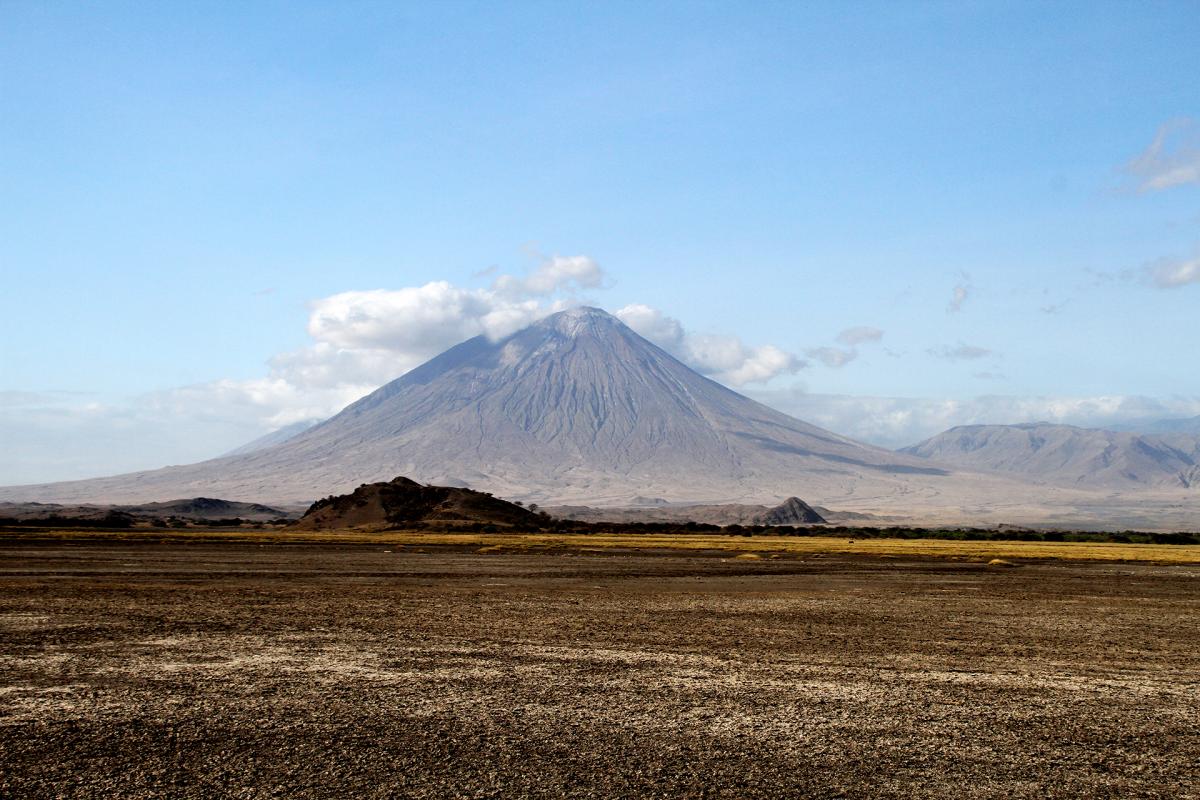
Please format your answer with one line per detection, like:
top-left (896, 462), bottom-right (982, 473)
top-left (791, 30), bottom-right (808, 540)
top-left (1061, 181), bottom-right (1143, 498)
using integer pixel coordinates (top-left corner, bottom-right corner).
top-left (1, 543), bottom-right (1198, 799)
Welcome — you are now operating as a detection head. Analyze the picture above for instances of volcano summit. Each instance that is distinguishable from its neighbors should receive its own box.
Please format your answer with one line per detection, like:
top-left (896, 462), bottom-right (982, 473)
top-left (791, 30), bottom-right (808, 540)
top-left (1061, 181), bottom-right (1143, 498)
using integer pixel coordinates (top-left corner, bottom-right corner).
top-left (0, 308), bottom-right (1115, 520)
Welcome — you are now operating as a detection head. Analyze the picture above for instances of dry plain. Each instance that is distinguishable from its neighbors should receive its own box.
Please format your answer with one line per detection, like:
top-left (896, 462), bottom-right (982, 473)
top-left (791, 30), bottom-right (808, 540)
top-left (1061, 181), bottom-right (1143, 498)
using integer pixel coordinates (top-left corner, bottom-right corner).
top-left (1, 533), bottom-right (1198, 798)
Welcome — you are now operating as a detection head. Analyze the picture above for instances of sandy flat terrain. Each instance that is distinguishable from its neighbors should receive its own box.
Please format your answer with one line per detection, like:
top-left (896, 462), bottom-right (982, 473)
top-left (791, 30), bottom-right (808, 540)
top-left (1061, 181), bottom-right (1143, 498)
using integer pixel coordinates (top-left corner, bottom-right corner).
top-left (2, 540), bottom-right (1198, 798)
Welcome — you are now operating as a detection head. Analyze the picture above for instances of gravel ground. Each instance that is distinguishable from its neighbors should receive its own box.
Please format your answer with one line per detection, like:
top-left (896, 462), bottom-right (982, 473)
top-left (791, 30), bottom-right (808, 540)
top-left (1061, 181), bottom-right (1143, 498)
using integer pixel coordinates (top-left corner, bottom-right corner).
top-left (1, 541), bottom-right (1198, 799)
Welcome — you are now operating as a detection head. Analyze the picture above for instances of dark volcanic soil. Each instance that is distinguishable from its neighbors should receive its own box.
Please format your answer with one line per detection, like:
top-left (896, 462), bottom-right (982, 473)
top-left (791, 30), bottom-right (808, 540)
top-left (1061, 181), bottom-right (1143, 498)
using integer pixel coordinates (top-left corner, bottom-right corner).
top-left (1, 542), bottom-right (1198, 799)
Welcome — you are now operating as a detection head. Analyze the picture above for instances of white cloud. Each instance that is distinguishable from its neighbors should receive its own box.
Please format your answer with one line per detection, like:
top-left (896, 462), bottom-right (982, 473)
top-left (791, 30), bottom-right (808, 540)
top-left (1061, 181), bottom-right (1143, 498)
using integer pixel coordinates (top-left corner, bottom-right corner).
top-left (258, 255), bottom-right (613, 409)
top-left (692, 339), bottom-right (802, 385)
top-left (836, 326), bottom-right (884, 346)
top-left (308, 281), bottom-right (544, 353)
top-left (612, 303), bottom-right (685, 349)
top-left (746, 390), bottom-right (1200, 449)
top-left (293, 256), bottom-right (609, 393)
top-left (1146, 255), bottom-right (1200, 289)
top-left (1126, 118), bottom-right (1200, 192)
top-left (614, 304), bottom-right (805, 385)
top-left (493, 255), bottom-right (606, 296)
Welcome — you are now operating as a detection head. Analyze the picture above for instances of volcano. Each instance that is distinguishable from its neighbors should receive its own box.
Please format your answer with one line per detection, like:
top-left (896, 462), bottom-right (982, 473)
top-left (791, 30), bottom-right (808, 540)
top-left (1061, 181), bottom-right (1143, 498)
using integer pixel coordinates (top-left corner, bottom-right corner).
top-left (0, 307), bottom-right (1052, 512)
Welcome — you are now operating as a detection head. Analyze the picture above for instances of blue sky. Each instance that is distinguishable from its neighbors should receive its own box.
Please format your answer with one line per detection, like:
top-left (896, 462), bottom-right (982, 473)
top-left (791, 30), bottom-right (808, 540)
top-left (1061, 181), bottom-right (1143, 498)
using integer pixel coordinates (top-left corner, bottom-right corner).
top-left (2, 1), bottom-right (1199, 483)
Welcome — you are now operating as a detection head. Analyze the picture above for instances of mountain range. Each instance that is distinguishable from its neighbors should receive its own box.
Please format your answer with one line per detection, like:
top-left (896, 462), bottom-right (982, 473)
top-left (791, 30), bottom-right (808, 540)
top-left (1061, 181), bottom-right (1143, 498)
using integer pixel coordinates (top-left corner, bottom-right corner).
top-left (900, 423), bottom-right (1200, 490)
top-left (1, 307), bottom-right (1196, 529)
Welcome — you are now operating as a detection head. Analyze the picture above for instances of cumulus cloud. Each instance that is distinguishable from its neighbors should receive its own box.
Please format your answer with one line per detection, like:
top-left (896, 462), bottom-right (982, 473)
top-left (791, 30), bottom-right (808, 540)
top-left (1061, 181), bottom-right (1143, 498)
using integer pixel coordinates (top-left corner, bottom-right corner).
top-left (308, 282), bottom-right (544, 357)
top-left (688, 338), bottom-right (803, 385)
top-left (493, 255), bottom-right (606, 296)
top-left (1145, 255), bottom-right (1200, 289)
top-left (836, 326), bottom-right (884, 346)
top-left (1126, 118), bottom-right (1200, 192)
top-left (929, 343), bottom-right (995, 361)
top-left (614, 304), bottom-right (805, 385)
top-left (612, 303), bottom-right (685, 349)
top-left (257, 254), bottom-right (618, 409)
top-left (745, 390), bottom-right (1200, 450)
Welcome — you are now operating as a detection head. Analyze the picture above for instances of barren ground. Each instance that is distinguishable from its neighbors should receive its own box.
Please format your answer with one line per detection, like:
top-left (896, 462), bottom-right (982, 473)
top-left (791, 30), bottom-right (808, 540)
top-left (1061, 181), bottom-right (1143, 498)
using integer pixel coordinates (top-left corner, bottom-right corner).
top-left (2, 538), bottom-right (1198, 798)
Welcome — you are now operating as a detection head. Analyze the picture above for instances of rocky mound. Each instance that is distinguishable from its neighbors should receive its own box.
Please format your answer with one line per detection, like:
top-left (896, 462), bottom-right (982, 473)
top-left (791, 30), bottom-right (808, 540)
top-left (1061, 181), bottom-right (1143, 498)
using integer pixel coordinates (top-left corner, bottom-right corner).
top-left (546, 497), bottom-right (832, 526)
top-left (292, 476), bottom-right (542, 530)
top-left (754, 497), bottom-right (827, 525)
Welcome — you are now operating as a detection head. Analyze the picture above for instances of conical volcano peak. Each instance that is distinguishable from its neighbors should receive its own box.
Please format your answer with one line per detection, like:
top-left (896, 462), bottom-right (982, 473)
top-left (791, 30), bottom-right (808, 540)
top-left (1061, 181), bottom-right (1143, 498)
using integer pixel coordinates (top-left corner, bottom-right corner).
top-left (536, 306), bottom-right (624, 339)
top-left (0, 300), bottom-right (972, 511)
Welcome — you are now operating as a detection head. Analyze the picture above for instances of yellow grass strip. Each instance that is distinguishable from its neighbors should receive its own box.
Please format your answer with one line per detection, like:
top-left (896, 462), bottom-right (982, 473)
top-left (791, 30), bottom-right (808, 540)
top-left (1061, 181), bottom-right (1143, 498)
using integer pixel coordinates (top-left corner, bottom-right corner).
top-left (4, 528), bottom-right (1200, 563)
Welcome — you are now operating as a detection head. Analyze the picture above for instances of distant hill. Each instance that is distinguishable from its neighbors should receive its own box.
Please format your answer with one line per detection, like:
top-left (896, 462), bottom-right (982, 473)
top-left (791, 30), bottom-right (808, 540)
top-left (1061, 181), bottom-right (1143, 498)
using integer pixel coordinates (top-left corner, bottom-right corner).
top-left (291, 476), bottom-right (542, 530)
top-left (0, 497), bottom-right (293, 526)
top-left (126, 497), bottom-right (294, 521)
top-left (900, 423), bottom-right (1200, 490)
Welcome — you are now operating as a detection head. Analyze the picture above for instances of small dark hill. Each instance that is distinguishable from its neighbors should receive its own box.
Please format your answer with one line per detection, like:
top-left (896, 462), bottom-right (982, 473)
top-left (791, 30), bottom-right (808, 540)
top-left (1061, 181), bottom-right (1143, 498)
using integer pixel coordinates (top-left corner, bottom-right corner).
top-left (755, 497), bottom-right (826, 525)
top-left (292, 476), bottom-right (542, 530)
top-left (127, 498), bottom-right (291, 521)
top-left (0, 498), bottom-right (293, 526)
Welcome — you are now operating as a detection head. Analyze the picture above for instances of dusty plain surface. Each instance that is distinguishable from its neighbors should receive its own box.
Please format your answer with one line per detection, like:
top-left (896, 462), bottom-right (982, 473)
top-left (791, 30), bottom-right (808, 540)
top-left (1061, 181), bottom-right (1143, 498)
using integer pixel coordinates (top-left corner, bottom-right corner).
top-left (2, 537), bottom-right (1198, 799)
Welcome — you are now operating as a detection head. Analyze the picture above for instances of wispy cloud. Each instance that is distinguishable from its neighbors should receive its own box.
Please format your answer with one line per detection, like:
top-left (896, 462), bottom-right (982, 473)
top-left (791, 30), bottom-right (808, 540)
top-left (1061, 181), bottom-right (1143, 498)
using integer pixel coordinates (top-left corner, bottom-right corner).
top-left (799, 325), bottom-right (884, 369)
top-left (929, 343), bottom-right (995, 361)
top-left (1125, 118), bottom-right (1200, 192)
top-left (835, 326), bottom-right (884, 346)
top-left (805, 346), bottom-right (858, 368)
top-left (947, 276), bottom-right (972, 313)
top-left (1085, 248), bottom-right (1200, 291)
top-left (1145, 255), bottom-right (1200, 289)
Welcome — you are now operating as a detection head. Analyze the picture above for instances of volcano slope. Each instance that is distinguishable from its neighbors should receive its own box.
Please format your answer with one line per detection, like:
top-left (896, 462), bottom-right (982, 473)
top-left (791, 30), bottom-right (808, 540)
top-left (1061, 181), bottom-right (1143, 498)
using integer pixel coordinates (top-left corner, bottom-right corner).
top-left (0, 308), bottom-right (1188, 527)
